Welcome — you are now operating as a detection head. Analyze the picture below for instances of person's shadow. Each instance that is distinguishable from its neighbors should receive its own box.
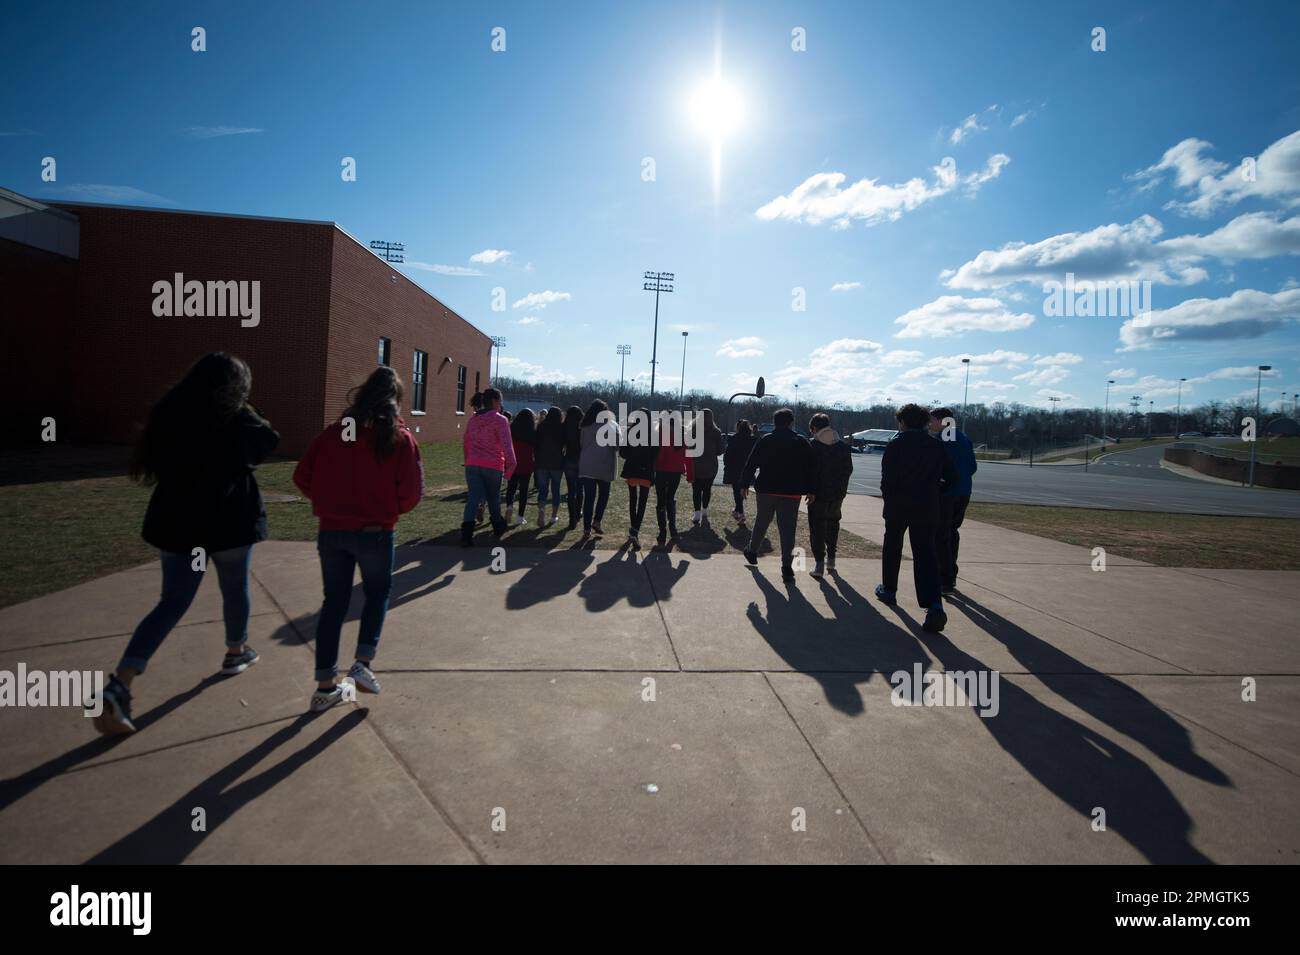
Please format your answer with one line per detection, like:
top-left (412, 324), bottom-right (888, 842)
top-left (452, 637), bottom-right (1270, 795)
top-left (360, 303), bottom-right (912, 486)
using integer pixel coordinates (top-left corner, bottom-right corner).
top-left (744, 570), bottom-right (933, 716)
top-left (892, 609), bottom-right (1214, 864)
top-left (506, 549), bottom-right (596, 610)
top-left (946, 591), bottom-right (1230, 786)
top-left (85, 709), bottom-right (368, 864)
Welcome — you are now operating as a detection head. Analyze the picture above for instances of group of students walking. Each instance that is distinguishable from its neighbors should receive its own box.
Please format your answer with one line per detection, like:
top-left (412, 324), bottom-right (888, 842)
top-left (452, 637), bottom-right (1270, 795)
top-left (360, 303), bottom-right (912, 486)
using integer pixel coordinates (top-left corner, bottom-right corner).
top-left (89, 353), bottom-right (974, 736)
top-left (91, 352), bottom-right (425, 735)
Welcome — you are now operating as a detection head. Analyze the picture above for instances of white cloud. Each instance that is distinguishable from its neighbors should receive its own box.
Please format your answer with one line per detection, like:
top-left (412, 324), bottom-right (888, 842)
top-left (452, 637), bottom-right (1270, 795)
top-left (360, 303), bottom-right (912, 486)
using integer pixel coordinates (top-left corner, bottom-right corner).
top-left (496, 356), bottom-right (580, 383)
top-left (1014, 365), bottom-right (1071, 386)
top-left (1033, 352), bottom-right (1084, 365)
top-left (1108, 368), bottom-right (1137, 378)
top-left (512, 290), bottom-right (571, 309)
top-left (516, 315), bottom-right (543, 326)
top-left (894, 295), bottom-right (1035, 339)
top-left (1159, 211), bottom-right (1300, 260)
top-left (470, 249), bottom-right (512, 264)
top-left (44, 184), bottom-right (174, 205)
top-left (717, 336), bottom-right (767, 359)
top-left (180, 126), bottom-right (263, 139)
top-left (949, 113), bottom-right (986, 145)
top-left (830, 281), bottom-right (862, 292)
top-left (1131, 130), bottom-right (1300, 216)
top-left (1010, 111), bottom-right (1031, 128)
top-left (1119, 287), bottom-right (1300, 349)
top-left (755, 153), bottom-right (1009, 229)
top-left (405, 261), bottom-right (484, 276)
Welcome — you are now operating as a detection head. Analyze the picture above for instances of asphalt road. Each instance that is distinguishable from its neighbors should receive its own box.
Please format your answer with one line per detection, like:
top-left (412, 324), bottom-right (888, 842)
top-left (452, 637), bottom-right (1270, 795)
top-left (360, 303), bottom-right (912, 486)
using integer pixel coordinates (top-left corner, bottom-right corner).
top-left (845, 442), bottom-right (1300, 518)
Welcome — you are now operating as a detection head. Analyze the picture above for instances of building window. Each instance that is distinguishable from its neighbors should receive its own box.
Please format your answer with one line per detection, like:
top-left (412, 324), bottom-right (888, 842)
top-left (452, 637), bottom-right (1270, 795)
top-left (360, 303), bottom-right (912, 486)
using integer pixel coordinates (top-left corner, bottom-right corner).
top-left (475, 371), bottom-right (481, 394)
top-left (378, 337), bottom-right (391, 366)
top-left (456, 365), bottom-right (467, 412)
top-left (412, 350), bottom-right (428, 412)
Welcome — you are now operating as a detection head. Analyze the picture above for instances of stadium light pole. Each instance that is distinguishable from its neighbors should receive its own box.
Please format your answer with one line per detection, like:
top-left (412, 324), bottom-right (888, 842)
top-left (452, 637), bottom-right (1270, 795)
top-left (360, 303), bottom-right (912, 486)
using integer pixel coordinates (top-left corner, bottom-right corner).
top-left (1130, 395), bottom-right (1142, 436)
top-left (961, 357), bottom-right (971, 423)
top-left (1147, 400), bottom-right (1154, 437)
top-left (617, 344), bottom-right (631, 398)
top-left (490, 336), bottom-right (507, 381)
top-left (679, 331), bottom-right (689, 406)
top-left (1249, 364), bottom-right (1272, 487)
top-left (1048, 395), bottom-right (1061, 445)
top-left (642, 271), bottom-right (674, 410)
top-left (1175, 377), bottom-right (1186, 437)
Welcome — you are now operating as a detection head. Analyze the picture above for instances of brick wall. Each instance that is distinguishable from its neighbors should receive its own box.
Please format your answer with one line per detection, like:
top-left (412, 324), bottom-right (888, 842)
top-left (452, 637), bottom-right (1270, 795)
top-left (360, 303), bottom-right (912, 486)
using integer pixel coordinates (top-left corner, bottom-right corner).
top-left (326, 231), bottom-right (491, 446)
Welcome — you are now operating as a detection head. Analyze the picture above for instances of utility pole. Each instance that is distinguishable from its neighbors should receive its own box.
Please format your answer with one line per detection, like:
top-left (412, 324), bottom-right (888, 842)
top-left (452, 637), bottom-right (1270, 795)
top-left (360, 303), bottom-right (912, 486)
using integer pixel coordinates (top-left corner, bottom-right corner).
top-left (1147, 400), bottom-right (1154, 437)
top-left (1130, 395), bottom-right (1142, 436)
top-left (679, 331), bottom-right (689, 406)
top-left (1249, 364), bottom-right (1272, 487)
top-left (369, 240), bottom-right (405, 263)
top-left (490, 336), bottom-right (506, 381)
top-left (642, 271), bottom-right (674, 410)
top-left (617, 344), bottom-right (631, 399)
top-left (1049, 395), bottom-right (1061, 445)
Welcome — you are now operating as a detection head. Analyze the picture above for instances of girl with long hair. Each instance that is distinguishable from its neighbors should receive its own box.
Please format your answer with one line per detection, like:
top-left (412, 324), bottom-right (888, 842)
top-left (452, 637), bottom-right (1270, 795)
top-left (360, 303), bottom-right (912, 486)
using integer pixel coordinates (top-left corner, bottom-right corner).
top-left (460, 387), bottom-right (515, 545)
top-left (292, 366), bottom-right (424, 711)
top-left (722, 418), bottom-right (757, 526)
top-left (562, 405), bottom-right (584, 529)
top-left (577, 399), bottom-right (619, 538)
top-left (618, 408), bottom-right (656, 550)
top-left (91, 353), bottom-right (280, 736)
top-left (534, 405), bottom-right (567, 527)
top-left (506, 408), bottom-right (537, 526)
top-left (686, 407), bottom-right (724, 527)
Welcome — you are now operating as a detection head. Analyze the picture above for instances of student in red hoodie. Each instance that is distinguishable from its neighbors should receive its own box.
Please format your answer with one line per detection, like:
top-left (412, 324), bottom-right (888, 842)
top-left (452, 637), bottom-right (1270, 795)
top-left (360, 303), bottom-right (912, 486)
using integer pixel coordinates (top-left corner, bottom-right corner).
top-left (653, 412), bottom-right (687, 547)
top-left (293, 367), bottom-right (424, 712)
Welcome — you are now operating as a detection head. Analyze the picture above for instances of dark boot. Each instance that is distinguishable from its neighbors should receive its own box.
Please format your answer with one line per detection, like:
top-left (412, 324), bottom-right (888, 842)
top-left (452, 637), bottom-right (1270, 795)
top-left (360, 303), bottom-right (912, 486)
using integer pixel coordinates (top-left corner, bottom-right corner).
top-left (566, 500), bottom-right (578, 530)
top-left (667, 500), bottom-right (679, 539)
top-left (459, 521), bottom-right (474, 547)
top-left (491, 514), bottom-right (508, 538)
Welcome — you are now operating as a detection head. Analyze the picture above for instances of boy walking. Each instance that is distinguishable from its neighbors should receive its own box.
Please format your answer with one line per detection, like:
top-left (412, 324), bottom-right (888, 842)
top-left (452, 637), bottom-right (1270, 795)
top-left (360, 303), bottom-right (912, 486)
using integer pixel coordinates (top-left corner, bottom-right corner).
top-left (928, 406), bottom-right (977, 593)
top-left (875, 403), bottom-right (958, 633)
top-left (742, 408), bottom-right (815, 582)
top-left (806, 412), bottom-right (854, 579)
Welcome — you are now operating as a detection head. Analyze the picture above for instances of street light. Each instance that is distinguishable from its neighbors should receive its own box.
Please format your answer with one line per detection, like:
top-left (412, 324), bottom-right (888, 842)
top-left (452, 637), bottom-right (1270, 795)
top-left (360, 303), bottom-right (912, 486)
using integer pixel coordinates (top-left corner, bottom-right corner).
top-left (642, 271), bottom-right (674, 410)
top-left (1130, 395), bottom-right (1142, 436)
top-left (794, 383), bottom-right (800, 426)
top-left (1147, 400), bottom-right (1154, 438)
top-left (961, 357), bottom-right (972, 424)
top-left (617, 344), bottom-right (631, 398)
top-left (490, 336), bottom-right (507, 381)
top-left (1048, 395), bottom-right (1061, 445)
top-left (1175, 377), bottom-right (1186, 438)
top-left (1249, 364), bottom-right (1272, 487)
top-left (1104, 379), bottom-right (1115, 444)
top-left (679, 331), bottom-right (689, 406)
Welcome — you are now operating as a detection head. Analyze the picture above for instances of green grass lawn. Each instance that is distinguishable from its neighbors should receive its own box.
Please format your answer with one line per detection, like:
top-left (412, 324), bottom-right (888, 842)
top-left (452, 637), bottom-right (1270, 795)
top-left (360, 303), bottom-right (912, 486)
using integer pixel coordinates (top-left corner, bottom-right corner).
top-left (967, 502), bottom-right (1300, 570)
top-left (1206, 438), bottom-right (1300, 466)
top-left (0, 441), bottom-right (877, 609)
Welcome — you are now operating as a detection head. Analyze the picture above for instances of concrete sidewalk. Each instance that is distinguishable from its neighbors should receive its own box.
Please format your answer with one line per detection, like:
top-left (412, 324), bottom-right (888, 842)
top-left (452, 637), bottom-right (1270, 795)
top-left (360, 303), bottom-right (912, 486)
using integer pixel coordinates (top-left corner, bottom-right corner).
top-left (1, 495), bottom-right (1297, 863)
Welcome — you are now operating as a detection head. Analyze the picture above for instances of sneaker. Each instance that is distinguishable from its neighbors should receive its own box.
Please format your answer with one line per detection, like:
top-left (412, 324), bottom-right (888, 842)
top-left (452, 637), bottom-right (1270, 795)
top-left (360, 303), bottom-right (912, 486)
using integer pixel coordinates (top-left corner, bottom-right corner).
top-left (550, 506), bottom-right (560, 526)
top-left (874, 584), bottom-right (897, 606)
top-left (732, 510), bottom-right (743, 522)
top-left (810, 561), bottom-right (825, 580)
top-left (310, 683), bottom-right (346, 712)
top-left (743, 547), bottom-right (758, 565)
top-left (922, 605), bottom-right (948, 634)
top-left (630, 530), bottom-right (641, 551)
top-left (691, 510), bottom-right (701, 527)
top-left (592, 522), bottom-right (604, 536)
top-left (348, 661), bottom-right (381, 694)
top-left (826, 556), bottom-right (837, 573)
top-left (91, 675), bottom-right (136, 736)
top-left (514, 514), bottom-right (527, 527)
top-left (221, 645), bottom-right (259, 676)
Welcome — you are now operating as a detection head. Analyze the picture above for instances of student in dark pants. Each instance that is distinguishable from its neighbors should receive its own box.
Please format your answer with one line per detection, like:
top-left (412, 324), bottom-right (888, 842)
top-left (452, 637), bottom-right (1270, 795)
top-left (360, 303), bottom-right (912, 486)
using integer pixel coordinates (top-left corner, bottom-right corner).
top-left (562, 405), bottom-right (584, 530)
top-left (90, 353), bottom-right (280, 736)
top-left (806, 412), bottom-right (854, 579)
top-left (619, 408), bottom-right (656, 550)
top-left (722, 419), bottom-right (757, 525)
top-left (929, 406), bottom-right (977, 594)
top-left (741, 408), bottom-right (815, 582)
top-left (294, 366), bottom-right (424, 711)
top-left (687, 408), bottom-right (725, 526)
top-left (534, 405), bottom-right (566, 527)
top-left (875, 403), bottom-right (958, 633)
top-left (653, 414), bottom-right (687, 546)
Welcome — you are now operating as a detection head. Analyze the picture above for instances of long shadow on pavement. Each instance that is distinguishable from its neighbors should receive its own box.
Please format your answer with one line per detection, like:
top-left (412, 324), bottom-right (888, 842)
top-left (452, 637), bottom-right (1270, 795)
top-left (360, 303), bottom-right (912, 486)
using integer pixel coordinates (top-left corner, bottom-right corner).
top-left (946, 591), bottom-right (1230, 786)
top-left (85, 709), bottom-right (367, 864)
top-left (891, 608), bottom-right (1214, 864)
top-left (745, 570), bottom-right (933, 717)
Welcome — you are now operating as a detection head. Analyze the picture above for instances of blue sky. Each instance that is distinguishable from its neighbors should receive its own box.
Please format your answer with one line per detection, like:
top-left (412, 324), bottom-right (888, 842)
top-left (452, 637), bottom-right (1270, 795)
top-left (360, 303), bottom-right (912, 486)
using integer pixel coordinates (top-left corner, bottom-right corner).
top-left (4, 0), bottom-right (1299, 413)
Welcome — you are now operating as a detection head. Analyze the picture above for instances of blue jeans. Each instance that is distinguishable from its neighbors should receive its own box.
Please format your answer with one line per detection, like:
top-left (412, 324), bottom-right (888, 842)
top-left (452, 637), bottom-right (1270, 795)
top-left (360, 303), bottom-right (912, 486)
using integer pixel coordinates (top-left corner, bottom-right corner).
top-left (580, 477), bottom-right (611, 531)
top-left (119, 546), bottom-right (252, 674)
top-left (314, 529), bottom-right (395, 682)
top-left (535, 468), bottom-right (563, 508)
top-left (464, 465), bottom-right (504, 524)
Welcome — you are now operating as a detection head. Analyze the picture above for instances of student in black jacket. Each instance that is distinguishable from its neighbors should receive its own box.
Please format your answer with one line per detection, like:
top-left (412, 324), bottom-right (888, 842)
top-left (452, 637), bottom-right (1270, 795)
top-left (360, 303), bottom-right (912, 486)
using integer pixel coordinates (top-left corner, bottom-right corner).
top-left (807, 412), bottom-right (854, 579)
top-left (722, 419), bottom-right (757, 525)
top-left (618, 408), bottom-right (656, 550)
top-left (741, 408), bottom-right (815, 582)
top-left (534, 405), bottom-right (566, 527)
top-left (875, 403), bottom-right (958, 633)
top-left (91, 353), bottom-right (280, 736)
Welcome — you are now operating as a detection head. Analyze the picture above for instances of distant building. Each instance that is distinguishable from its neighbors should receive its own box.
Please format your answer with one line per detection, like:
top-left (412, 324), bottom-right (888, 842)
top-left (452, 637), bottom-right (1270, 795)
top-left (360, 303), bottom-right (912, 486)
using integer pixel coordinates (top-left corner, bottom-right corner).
top-left (0, 187), bottom-right (491, 455)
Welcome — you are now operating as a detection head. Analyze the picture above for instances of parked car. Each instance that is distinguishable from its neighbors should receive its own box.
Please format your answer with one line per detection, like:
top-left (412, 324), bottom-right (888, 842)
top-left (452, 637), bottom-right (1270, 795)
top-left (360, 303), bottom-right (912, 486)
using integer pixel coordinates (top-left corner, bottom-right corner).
top-left (1178, 431), bottom-right (1205, 438)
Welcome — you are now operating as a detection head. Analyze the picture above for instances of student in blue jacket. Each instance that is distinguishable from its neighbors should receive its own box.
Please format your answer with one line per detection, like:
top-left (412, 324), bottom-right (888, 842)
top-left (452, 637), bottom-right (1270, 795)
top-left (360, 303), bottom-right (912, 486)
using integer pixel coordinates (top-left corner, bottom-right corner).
top-left (928, 406), bottom-right (978, 594)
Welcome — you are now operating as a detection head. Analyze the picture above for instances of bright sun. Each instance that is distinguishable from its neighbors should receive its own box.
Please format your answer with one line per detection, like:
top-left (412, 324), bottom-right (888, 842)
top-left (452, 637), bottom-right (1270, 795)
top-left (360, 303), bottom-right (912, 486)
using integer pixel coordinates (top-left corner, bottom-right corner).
top-left (687, 75), bottom-right (744, 137)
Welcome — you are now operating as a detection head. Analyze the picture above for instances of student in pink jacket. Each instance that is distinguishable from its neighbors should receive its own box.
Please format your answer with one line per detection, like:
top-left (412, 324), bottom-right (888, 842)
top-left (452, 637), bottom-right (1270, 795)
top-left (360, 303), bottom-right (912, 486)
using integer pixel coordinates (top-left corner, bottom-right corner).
top-left (462, 387), bottom-right (516, 545)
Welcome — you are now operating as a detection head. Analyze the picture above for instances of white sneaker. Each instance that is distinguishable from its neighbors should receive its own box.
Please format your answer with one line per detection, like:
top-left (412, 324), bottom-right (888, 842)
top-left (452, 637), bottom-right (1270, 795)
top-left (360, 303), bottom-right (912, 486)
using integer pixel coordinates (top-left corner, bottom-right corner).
top-left (550, 506), bottom-right (560, 526)
top-left (514, 514), bottom-right (527, 527)
top-left (348, 661), bottom-right (381, 694)
top-left (310, 683), bottom-right (346, 712)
